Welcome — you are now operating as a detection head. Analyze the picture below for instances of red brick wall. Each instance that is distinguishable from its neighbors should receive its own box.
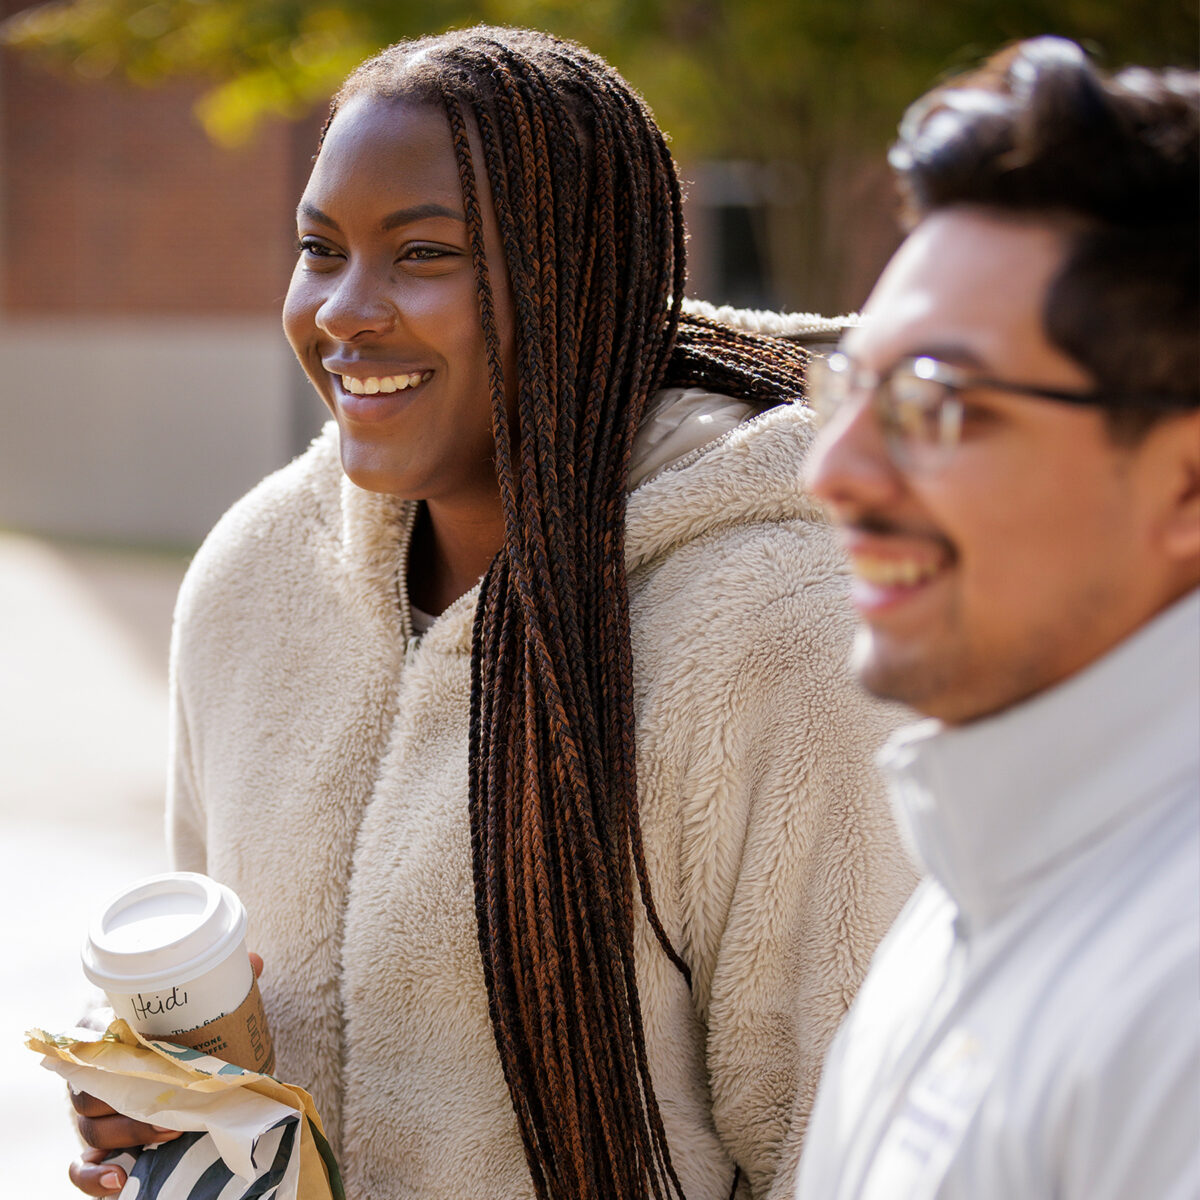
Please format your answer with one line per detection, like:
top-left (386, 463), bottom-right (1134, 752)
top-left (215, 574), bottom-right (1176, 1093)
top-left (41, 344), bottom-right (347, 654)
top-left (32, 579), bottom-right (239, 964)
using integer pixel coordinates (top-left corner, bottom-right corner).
top-left (1, 7), bottom-right (324, 314)
top-left (1, 5), bottom-right (899, 319)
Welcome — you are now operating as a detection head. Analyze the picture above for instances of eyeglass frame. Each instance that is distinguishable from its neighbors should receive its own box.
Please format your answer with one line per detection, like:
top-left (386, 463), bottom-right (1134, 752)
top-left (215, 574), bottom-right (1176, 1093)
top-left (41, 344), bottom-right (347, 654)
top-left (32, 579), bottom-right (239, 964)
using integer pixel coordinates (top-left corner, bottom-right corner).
top-left (806, 350), bottom-right (1195, 465)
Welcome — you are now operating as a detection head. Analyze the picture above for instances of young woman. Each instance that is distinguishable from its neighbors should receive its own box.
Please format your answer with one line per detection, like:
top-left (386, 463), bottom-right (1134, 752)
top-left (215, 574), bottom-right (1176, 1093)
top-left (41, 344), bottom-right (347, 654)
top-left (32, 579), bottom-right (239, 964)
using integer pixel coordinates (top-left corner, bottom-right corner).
top-left (70, 26), bottom-right (913, 1200)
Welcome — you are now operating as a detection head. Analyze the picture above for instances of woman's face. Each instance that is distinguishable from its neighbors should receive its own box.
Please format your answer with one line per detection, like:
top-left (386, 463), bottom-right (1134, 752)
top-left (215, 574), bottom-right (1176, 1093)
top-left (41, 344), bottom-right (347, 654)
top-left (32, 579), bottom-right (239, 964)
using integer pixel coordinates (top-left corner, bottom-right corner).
top-left (284, 94), bottom-right (517, 507)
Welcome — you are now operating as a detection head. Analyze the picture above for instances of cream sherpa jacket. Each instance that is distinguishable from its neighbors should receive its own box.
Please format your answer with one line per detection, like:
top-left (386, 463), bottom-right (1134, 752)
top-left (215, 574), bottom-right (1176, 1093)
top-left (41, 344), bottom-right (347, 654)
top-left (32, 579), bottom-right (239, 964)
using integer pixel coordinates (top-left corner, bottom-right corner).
top-left (167, 363), bottom-right (915, 1198)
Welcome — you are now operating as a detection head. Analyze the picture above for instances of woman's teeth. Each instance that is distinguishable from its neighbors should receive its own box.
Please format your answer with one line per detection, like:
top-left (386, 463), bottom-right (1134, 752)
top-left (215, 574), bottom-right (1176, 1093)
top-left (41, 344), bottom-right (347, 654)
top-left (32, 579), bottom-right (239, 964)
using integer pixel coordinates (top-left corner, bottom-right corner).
top-left (341, 371), bottom-right (432, 395)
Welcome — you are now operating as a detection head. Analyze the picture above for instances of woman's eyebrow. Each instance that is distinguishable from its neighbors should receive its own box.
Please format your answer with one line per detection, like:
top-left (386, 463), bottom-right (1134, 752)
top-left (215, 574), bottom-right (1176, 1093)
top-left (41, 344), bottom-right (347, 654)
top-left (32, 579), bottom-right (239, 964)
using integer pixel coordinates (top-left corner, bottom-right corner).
top-left (381, 202), bottom-right (464, 230)
top-left (296, 201), bottom-right (465, 233)
top-left (297, 201), bottom-right (339, 230)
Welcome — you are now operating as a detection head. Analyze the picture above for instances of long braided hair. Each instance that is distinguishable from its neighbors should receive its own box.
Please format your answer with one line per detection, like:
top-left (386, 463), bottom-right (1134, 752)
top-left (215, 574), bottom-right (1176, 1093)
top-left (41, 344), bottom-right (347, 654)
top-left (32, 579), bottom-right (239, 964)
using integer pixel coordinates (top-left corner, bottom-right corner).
top-left (327, 27), bottom-right (809, 1198)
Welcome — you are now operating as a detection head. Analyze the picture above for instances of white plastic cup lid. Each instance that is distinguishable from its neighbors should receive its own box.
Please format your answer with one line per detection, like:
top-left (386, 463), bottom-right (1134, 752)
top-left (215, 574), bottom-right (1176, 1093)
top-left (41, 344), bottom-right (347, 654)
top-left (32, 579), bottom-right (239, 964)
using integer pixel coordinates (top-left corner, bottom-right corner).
top-left (81, 871), bottom-right (248, 993)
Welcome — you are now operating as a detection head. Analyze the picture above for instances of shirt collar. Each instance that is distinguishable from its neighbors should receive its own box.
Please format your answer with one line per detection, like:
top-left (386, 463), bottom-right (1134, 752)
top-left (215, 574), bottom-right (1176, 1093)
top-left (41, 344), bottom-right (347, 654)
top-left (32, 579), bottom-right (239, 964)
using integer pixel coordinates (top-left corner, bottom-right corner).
top-left (880, 589), bottom-right (1200, 927)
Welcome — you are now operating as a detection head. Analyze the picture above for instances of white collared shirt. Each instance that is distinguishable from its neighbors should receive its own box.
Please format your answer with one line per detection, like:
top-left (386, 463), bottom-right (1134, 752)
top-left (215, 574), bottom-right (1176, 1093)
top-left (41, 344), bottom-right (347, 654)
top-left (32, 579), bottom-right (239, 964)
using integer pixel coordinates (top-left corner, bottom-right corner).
top-left (796, 590), bottom-right (1200, 1200)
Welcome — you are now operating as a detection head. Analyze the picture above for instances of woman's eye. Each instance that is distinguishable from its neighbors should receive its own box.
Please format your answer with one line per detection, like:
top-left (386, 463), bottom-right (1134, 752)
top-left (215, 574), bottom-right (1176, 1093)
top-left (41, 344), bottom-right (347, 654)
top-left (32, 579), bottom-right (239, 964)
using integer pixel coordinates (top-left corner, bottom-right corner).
top-left (402, 245), bottom-right (451, 263)
top-left (296, 237), bottom-right (338, 259)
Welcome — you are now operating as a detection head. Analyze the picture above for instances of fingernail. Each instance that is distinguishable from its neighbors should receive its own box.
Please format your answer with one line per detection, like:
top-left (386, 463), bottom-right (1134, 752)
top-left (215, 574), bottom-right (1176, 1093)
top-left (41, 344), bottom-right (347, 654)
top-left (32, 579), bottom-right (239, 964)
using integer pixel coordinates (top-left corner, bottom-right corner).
top-left (151, 1125), bottom-right (177, 1133)
top-left (100, 1170), bottom-right (123, 1189)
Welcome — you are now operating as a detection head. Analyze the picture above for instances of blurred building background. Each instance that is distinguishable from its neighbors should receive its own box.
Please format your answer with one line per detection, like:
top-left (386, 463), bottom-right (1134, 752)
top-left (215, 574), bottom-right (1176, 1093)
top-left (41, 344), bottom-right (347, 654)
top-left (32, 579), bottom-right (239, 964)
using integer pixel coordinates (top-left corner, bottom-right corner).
top-left (0, 0), bottom-right (325, 545)
top-left (0, 0), bottom-right (920, 545)
top-left (4, 0), bottom-right (1189, 546)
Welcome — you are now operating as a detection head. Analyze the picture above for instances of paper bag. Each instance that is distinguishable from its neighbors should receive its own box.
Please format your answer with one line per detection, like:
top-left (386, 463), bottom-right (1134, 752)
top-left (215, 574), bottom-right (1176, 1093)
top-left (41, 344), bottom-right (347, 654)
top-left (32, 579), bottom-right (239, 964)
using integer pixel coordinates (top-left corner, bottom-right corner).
top-left (27, 1021), bottom-right (343, 1200)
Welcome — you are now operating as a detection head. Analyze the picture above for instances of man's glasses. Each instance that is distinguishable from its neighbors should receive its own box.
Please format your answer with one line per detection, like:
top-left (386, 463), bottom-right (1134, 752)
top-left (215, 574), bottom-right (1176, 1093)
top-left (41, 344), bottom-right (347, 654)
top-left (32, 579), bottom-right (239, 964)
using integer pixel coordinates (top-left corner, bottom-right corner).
top-left (807, 351), bottom-right (1192, 469)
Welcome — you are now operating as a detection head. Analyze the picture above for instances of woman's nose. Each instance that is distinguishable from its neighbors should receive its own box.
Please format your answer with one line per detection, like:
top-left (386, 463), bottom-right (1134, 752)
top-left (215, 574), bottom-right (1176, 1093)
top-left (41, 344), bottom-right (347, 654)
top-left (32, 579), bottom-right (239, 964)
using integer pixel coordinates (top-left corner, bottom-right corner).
top-left (314, 267), bottom-right (398, 342)
top-left (804, 400), bottom-right (903, 516)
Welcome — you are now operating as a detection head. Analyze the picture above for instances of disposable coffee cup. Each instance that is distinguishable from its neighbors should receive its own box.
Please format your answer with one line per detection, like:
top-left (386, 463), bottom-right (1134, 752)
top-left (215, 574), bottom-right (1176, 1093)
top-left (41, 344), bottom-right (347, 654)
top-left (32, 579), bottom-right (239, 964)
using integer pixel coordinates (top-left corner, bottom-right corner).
top-left (82, 871), bottom-right (274, 1075)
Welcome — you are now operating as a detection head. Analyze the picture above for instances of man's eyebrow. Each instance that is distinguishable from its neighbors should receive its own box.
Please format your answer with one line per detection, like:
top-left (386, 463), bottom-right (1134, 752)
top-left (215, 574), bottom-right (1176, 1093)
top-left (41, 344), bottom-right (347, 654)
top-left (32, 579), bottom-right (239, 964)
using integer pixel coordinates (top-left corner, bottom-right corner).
top-left (840, 338), bottom-right (989, 371)
top-left (906, 343), bottom-right (988, 370)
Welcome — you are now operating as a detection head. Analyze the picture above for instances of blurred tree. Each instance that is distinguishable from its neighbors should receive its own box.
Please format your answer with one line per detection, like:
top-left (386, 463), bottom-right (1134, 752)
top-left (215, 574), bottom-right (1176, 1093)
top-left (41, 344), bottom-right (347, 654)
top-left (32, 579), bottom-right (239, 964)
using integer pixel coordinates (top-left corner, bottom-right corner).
top-left (4, 0), bottom-right (1195, 309)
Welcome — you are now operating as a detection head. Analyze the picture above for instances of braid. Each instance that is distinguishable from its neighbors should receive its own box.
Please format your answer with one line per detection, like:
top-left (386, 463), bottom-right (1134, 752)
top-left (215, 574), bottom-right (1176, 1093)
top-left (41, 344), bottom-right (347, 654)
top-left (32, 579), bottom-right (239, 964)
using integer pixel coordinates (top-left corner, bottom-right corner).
top-left (666, 311), bottom-right (815, 403)
top-left (330, 26), bottom-right (806, 1198)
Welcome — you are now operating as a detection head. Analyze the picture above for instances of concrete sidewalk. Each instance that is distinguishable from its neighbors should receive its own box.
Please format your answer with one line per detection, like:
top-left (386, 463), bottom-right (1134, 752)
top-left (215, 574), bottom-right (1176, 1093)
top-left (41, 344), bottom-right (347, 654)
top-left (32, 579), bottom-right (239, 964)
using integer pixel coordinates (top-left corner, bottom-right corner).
top-left (0, 532), bottom-right (189, 1198)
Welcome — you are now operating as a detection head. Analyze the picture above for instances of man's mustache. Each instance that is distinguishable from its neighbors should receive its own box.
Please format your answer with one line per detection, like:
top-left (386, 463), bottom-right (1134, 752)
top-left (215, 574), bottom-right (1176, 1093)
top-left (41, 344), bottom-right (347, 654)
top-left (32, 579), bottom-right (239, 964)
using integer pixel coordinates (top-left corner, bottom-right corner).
top-left (835, 510), bottom-right (957, 557)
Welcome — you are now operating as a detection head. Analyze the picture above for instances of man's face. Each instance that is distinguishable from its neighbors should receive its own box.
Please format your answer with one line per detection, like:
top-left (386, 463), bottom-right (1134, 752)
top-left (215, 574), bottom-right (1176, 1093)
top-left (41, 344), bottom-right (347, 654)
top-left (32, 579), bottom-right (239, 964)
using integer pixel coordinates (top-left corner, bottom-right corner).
top-left (805, 206), bottom-right (1196, 724)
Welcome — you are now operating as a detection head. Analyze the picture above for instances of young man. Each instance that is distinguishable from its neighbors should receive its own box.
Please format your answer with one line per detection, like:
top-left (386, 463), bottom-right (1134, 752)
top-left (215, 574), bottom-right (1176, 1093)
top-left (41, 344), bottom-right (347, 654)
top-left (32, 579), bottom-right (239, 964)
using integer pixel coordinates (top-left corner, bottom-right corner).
top-left (795, 37), bottom-right (1198, 1200)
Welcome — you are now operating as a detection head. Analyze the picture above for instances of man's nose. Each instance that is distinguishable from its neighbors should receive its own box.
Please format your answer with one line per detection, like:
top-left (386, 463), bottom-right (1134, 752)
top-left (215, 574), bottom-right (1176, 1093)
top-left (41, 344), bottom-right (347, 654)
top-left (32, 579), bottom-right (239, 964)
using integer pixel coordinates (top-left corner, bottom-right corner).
top-left (315, 265), bottom-right (398, 341)
top-left (803, 399), bottom-right (903, 515)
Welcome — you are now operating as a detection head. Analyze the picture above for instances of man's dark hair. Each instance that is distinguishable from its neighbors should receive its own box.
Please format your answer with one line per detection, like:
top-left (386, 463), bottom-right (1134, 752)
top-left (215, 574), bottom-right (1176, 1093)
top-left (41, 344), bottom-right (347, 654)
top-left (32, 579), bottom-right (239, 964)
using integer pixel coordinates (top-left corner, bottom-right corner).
top-left (890, 36), bottom-right (1198, 439)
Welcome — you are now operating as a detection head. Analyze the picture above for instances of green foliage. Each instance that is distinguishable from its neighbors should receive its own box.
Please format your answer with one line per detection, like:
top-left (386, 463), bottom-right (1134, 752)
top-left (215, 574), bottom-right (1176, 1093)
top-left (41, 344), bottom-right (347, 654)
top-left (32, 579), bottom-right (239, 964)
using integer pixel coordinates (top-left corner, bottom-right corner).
top-left (3, 0), bottom-right (1196, 151)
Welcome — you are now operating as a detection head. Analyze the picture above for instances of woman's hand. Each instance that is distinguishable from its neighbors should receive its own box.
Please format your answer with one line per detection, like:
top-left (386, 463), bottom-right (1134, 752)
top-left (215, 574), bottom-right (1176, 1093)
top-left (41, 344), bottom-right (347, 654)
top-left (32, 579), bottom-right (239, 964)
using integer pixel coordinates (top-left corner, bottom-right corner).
top-left (68, 1095), bottom-right (182, 1195)
top-left (67, 953), bottom-right (265, 1195)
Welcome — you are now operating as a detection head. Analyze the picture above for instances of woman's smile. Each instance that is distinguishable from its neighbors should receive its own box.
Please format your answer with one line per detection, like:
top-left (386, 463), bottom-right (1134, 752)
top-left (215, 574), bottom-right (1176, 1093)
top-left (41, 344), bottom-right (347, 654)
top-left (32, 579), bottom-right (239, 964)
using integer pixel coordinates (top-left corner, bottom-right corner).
top-left (323, 361), bottom-right (438, 422)
top-left (330, 368), bottom-right (436, 424)
top-left (338, 369), bottom-right (434, 396)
